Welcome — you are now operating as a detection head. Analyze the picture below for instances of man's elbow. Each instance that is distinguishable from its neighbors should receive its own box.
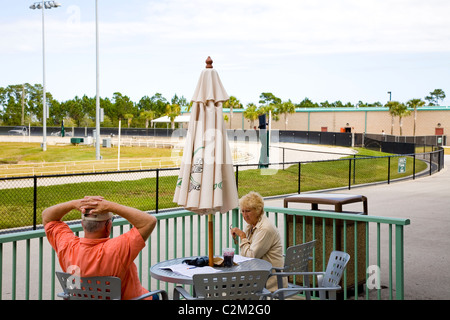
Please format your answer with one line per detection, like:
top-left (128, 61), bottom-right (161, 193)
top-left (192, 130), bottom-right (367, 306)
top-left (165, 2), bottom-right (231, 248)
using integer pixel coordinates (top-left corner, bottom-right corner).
top-left (148, 214), bottom-right (157, 233)
top-left (139, 214), bottom-right (157, 241)
top-left (41, 208), bottom-right (52, 227)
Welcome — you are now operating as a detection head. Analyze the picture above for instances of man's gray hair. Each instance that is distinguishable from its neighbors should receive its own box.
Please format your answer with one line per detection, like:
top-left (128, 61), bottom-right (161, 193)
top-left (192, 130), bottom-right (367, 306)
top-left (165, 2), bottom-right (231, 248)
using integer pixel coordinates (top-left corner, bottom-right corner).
top-left (83, 220), bottom-right (108, 233)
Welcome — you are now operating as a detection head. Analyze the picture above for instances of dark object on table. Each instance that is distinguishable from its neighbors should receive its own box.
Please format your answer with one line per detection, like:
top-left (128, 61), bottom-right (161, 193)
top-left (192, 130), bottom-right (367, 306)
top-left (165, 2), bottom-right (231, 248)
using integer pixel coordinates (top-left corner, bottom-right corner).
top-left (182, 256), bottom-right (209, 267)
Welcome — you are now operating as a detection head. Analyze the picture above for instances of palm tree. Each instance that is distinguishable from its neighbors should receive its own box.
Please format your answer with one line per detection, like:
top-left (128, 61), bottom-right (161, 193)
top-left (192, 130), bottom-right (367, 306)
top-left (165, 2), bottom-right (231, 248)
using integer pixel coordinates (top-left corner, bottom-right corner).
top-left (258, 92), bottom-right (281, 124)
top-left (386, 101), bottom-right (410, 136)
top-left (124, 113), bottom-right (134, 128)
top-left (386, 101), bottom-right (398, 135)
top-left (140, 110), bottom-right (155, 129)
top-left (165, 102), bottom-right (181, 129)
top-left (223, 96), bottom-right (242, 129)
top-left (407, 98), bottom-right (425, 136)
top-left (243, 103), bottom-right (259, 129)
top-left (258, 104), bottom-right (279, 123)
top-left (276, 100), bottom-right (296, 130)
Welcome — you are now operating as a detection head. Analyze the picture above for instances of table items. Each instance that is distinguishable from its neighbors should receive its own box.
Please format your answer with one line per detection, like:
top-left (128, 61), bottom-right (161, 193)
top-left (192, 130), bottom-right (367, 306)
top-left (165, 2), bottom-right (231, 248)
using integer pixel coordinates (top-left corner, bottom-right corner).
top-left (151, 256), bottom-right (270, 285)
top-left (223, 248), bottom-right (235, 267)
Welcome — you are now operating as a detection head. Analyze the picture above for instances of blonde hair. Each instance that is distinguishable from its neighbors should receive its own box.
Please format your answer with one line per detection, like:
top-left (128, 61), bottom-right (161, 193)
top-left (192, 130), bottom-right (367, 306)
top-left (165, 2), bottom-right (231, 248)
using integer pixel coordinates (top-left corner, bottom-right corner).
top-left (239, 191), bottom-right (264, 217)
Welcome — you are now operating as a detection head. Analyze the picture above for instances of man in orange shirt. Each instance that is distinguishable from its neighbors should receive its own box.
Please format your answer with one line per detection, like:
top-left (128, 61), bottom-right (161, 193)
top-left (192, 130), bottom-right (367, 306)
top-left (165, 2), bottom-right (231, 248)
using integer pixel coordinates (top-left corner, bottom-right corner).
top-left (43, 196), bottom-right (158, 300)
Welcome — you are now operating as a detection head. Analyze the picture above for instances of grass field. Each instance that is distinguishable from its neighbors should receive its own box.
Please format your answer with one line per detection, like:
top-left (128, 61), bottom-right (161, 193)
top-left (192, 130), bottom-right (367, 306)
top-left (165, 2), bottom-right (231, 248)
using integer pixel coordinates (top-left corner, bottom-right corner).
top-left (0, 142), bottom-right (175, 163)
top-left (0, 143), bottom-right (430, 230)
top-left (237, 148), bottom-right (428, 196)
top-left (0, 142), bottom-right (181, 177)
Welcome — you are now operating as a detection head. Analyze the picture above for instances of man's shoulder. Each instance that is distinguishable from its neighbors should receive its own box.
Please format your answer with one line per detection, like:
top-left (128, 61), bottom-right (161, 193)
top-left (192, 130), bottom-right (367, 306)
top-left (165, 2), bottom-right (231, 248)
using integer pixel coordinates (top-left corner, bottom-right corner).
top-left (107, 226), bottom-right (145, 247)
top-left (44, 220), bottom-right (72, 234)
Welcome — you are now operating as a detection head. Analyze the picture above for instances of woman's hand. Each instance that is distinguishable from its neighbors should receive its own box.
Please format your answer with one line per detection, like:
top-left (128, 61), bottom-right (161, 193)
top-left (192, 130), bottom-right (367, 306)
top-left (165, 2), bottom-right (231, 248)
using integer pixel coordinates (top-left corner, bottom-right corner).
top-left (230, 227), bottom-right (246, 240)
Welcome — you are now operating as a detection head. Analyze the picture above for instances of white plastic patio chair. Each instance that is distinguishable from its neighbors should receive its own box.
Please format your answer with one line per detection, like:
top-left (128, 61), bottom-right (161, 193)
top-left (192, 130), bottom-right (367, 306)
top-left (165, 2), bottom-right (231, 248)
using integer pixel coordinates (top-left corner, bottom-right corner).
top-left (56, 271), bottom-right (168, 300)
top-left (264, 251), bottom-right (350, 300)
top-left (271, 239), bottom-right (316, 300)
top-left (173, 270), bottom-right (271, 300)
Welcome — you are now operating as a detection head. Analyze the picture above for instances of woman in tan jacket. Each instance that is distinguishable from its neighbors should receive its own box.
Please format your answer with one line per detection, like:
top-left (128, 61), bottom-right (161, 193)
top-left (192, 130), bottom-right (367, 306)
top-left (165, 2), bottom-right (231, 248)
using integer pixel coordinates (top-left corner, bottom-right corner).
top-left (230, 191), bottom-right (287, 291)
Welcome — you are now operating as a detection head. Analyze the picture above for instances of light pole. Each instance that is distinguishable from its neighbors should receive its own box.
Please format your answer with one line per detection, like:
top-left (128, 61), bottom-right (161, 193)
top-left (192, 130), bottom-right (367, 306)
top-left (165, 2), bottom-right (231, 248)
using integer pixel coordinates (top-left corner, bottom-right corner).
top-left (95, 0), bottom-right (101, 160)
top-left (29, 1), bottom-right (61, 151)
top-left (387, 91), bottom-right (392, 101)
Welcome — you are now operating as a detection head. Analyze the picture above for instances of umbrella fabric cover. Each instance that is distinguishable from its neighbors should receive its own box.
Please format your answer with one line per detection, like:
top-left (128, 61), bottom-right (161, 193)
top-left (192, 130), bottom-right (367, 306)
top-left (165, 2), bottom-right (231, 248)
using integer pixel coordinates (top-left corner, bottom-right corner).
top-left (174, 66), bottom-right (239, 215)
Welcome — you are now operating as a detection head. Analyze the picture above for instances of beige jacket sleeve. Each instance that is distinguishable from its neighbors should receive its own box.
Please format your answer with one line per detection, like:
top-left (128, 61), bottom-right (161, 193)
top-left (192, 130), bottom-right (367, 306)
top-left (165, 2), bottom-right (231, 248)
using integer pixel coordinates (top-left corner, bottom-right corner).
top-left (239, 223), bottom-right (276, 259)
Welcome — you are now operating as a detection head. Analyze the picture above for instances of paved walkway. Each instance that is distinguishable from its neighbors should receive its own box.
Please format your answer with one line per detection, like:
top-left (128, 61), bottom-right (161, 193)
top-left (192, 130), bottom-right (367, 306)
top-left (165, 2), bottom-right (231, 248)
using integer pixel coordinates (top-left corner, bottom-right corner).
top-left (264, 155), bottom-right (450, 300)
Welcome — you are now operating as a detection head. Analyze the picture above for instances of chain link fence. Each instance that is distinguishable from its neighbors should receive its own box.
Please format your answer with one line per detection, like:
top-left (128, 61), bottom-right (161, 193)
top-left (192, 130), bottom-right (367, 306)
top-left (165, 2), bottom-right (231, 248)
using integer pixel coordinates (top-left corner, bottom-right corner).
top-left (0, 147), bottom-right (444, 234)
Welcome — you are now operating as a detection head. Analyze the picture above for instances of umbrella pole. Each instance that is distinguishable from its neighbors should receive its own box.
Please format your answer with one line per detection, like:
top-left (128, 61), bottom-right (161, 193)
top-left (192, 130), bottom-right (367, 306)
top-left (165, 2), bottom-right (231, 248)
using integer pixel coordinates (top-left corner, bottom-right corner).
top-left (208, 214), bottom-right (214, 267)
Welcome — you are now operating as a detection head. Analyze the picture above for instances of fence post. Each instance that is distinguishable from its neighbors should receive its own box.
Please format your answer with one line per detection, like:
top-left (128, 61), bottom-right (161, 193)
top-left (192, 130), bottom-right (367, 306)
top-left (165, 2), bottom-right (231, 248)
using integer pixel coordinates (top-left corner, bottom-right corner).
top-left (413, 154), bottom-right (416, 180)
top-left (348, 159), bottom-right (352, 190)
top-left (387, 157), bottom-right (391, 184)
top-left (298, 162), bottom-right (301, 194)
top-left (235, 165), bottom-right (239, 191)
top-left (429, 153), bottom-right (432, 176)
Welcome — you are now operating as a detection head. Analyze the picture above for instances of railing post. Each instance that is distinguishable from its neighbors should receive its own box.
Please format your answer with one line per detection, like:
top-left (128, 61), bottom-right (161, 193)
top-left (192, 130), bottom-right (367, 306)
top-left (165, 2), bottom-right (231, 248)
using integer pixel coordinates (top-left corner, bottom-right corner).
top-left (231, 208), bottom-right (239, 253)
top-left (395, 224), bottom-right (405, 300)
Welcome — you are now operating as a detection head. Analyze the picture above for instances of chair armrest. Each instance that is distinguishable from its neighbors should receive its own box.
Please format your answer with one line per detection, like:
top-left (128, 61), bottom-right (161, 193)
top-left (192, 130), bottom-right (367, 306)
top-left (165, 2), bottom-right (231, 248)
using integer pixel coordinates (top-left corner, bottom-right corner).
top-left (173, 286), bottom-right (202, 300)
top-left (57, 292), bottom-right (69, 300)
top-left (269, 285), bottom-right (341, 300)
top-left (132, 289), bottom-right (168, 300)
top-left (271, 267), bottom-right (285, 272)
top-left (270, 271), bottom-right (325, 278)
top-left (256, 288), bottom-right (272, 300)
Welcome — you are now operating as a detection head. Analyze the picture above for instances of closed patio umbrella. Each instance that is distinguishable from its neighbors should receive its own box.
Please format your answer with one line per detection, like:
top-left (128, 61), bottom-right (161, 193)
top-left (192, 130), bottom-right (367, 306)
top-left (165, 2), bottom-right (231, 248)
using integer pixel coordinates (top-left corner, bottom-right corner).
top-left (173, 57), bottom-right (239, 266)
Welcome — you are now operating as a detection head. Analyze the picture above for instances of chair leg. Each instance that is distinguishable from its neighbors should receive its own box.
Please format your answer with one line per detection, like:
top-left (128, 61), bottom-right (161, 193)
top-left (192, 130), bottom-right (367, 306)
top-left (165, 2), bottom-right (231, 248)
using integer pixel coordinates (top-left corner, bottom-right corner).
top-left (275, 274), bottom-right (286, 300)
top-left (303, 275), bottom-right (311, 300)
top-left (328, 291), bottom-right (336, 300)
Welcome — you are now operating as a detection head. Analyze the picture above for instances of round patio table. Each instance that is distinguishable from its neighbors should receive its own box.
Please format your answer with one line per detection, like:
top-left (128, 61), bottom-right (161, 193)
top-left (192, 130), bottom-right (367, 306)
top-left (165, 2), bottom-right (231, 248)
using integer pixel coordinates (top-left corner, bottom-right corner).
top-left (150, 256), bottom-right (273, 285)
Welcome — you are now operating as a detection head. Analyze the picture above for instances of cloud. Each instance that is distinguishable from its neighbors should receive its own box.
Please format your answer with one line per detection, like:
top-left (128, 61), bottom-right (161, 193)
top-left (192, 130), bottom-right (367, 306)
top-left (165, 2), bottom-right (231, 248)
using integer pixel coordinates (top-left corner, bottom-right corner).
top-left (4, 0), bottom-right (450, 57)
top-left (136, 0), bottom-right (450, 54)
top-left (2, 0), bottom-right (449, 105)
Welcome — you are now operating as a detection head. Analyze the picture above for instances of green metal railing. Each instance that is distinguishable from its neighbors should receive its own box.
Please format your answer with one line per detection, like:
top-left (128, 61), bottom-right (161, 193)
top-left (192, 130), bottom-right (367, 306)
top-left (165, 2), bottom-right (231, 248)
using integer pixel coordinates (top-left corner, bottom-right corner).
top-left (0, 206), bottom-right (409, 300)
top-left (266, 206), bottom-right (410, 300)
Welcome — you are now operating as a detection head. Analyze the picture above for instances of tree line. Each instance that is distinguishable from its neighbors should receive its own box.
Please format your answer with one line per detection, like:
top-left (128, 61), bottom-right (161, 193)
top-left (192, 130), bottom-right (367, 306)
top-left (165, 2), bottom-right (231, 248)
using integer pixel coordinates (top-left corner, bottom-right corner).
top-left (0, 84), bottom-right (445, 133)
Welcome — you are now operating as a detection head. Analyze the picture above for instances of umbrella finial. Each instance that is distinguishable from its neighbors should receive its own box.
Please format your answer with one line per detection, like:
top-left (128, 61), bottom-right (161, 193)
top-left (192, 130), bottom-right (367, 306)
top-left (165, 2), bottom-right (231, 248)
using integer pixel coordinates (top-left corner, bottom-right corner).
top-left (206, 56), bottom-right (213, 68)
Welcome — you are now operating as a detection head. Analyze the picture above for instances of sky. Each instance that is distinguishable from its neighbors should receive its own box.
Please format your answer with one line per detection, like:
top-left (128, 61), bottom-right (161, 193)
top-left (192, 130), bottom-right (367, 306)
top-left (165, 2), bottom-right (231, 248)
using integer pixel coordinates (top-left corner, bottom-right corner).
top-left (1, 0), bottom-right (450, 107)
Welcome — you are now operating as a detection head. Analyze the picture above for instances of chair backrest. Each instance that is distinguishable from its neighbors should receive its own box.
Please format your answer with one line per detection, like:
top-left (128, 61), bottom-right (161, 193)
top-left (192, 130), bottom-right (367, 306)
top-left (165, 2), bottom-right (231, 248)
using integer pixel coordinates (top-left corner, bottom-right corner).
top-left (284, 240), bottom-right (316, 272)
top-left (193, 270), bottom-right (270, 300)
top-left (321, 251), bottom-right (350, 288)
top-left (56, 271), bottom-right (121, 300)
